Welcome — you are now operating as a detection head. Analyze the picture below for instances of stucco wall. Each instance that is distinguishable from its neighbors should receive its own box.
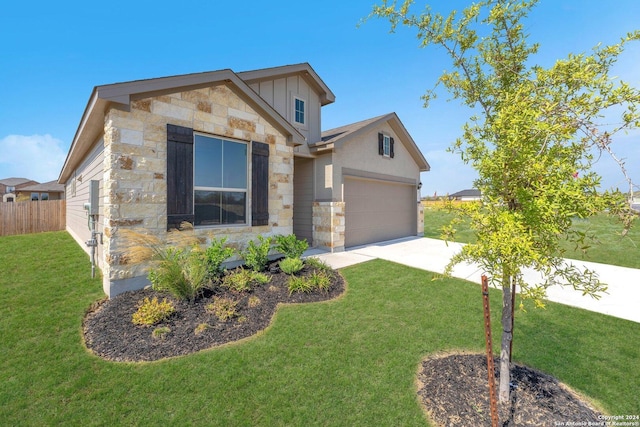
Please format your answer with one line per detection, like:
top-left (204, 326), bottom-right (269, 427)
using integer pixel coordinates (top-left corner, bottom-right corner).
top-left (101, 84), bottom-right (293, 297)
top-left (329, 123), bottom-right (421, 202)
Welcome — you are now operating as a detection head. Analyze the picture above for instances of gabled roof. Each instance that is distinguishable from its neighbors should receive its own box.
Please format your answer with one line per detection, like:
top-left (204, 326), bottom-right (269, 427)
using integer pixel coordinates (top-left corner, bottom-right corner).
top-left (315, 113), bottom-right (430, 172)
top-left (449, 189), bottom-right (481, 198)
top-left (0, 177), bottom-right (36, 187)
top-left (237, 63), bottom-right (336, 106)
top-left (17, 180), bottom-right (64, 193)
top-left (59, 67), bottom-right (309, 183)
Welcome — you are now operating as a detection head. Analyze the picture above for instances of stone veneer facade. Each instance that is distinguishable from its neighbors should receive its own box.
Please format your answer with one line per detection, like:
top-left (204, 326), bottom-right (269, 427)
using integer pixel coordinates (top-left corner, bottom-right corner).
top-left (312, 201), bottom-right (345, 251)
top-left (101, 84), bottom-right (293, 297)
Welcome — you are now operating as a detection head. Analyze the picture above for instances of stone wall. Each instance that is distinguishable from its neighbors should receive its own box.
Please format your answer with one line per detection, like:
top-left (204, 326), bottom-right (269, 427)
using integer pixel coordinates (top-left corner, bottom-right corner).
top-left (312, 201), bottom-right (345, 252)
top-left (417, 202), bottom-right (424, 236)
top-left (101, 84), bottom-right (293, 297)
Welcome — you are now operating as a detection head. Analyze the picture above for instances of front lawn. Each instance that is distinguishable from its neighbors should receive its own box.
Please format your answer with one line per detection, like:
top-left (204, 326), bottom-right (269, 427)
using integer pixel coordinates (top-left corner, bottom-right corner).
top-left (424, 205), bottom-right (640, 269)
top-left (1, 231), bottom-right (638, 425)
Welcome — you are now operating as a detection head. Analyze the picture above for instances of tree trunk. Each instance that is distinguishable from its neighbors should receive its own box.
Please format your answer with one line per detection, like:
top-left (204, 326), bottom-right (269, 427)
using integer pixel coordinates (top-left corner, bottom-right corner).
top-left (499, 274), bottom-right (514, 404)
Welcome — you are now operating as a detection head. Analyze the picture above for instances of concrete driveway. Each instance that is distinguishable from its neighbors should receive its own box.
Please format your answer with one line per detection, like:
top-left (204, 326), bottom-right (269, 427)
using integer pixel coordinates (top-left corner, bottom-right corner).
top-left (305, 236), bottom-right (640, 324)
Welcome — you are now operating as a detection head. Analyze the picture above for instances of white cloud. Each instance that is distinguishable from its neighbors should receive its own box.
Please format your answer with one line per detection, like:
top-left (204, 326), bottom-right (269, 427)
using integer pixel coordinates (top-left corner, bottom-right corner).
top-left (0, 134), bottom-right (67, 183)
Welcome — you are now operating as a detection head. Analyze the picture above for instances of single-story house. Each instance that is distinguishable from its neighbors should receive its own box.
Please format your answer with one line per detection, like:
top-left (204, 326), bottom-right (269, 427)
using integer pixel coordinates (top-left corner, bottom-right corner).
top-left (58, 63), bottom-right (430, 297)
top-left (449, 189), bottom-right (482, 201)
top-left (1, 177), bottom-right (38, 202)
top-left (15, 180), bottom-right (65, 201)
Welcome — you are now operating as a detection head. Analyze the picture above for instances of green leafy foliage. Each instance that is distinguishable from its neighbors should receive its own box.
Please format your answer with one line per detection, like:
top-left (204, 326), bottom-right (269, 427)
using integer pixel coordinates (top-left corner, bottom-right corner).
top-left (204, 237), bottom-right (236, 281)
top-left (287, 276), bottom-right (314, 295)
top-left (304, 257), bottom-right (333, 273)
top-left (279, 257), bottom-right (304, 275)
top-left (148, 247), bottom-right (209, 302)
top-left (309, 270), bottom-right (331, 292)
top-left (242, 235), bottom-right (273, 272)
top-left (274, 234), bottom-right (308, 259)
top-left (132, 297), bottom-right (176, 326)
top-left (370, 0), bottom-right (639, 405)
top-left (206, 297), bottom-right (238, 321)
top-left (222, 268), bottom-right (270, 293)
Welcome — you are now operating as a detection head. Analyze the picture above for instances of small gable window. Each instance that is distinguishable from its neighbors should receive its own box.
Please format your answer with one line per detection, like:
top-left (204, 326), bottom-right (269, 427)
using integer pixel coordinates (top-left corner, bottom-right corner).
top-left (378, 133), bottom-right (395, 158)
top-left (294, 96), bottom-right (305, 126)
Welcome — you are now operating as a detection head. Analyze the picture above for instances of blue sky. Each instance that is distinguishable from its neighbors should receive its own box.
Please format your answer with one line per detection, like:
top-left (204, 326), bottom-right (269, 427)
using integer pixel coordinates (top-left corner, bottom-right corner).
top-left (1, 0), bottom-right (639, 196)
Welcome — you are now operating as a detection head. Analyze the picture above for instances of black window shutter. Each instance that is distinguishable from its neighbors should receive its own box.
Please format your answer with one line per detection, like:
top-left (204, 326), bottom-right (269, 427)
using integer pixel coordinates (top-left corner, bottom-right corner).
top-left (166, 124), bottom-right (194, 230)
top-left (390, 137), bottom-right (395, 158)
top-left (252, 141), bottom-right (269, 226)
top-left (378, 133), bottom-right (384, 155)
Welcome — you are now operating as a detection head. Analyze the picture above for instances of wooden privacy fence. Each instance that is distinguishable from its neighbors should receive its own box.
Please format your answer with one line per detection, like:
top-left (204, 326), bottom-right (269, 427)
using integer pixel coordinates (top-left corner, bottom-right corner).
top-left (0, 200), bottom-right (66, 236)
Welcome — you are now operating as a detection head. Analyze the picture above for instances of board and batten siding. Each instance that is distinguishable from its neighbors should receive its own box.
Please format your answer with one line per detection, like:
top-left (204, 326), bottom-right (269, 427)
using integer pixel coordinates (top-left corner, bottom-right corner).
top-left (248, 75), bottom-right (321, 143)
top-left (65, 139), bottom-right (105, 270)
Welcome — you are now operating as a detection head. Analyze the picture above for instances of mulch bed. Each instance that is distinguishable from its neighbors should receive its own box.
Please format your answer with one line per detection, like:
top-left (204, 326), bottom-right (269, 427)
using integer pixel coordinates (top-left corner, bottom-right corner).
top-left (84, 264), bottom-right (604, 426)
top-left (83, 261), bottom-right (345, 362)
top-left (417, 353), bottom-right (603, 426)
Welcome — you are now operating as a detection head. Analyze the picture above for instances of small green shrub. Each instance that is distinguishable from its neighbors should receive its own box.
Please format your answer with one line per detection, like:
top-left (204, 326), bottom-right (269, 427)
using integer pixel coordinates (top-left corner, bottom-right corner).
top-left (274, 234), bottom-right (308, 259)
top-left (222, 268), bottom-right (270, 292)
top-left (248, 296), bottom-right (261, 307)
top-left (287, 276), bottom-right (313, 295)
top-left (242, 235), bottom-right (272, 272)
top-left (280, 257), bottom-right (304, 275)
top-left (149, 247), bottom-right (209, 302)
top-left (206, 297), bottom-right (238, 321)
top-left (132, 297), bottom-right (176, 326)
top-left (304, 257), bottom-right (333, 273)
top-left (204, 237), bottom-right (236, 280)
top-left (152, 326), bottom-right (171, 339)
top-left (310, 270), bottom-right (331, 291)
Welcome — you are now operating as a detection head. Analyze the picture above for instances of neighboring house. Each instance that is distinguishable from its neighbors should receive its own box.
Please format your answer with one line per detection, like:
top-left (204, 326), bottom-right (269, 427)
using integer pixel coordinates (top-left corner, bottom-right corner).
top-left (449, 189), bottom-right (482, 201)
top-left (0, 177), bottom-right (39, 202)
top-left (58, 63), bottom-right (430, 297)
top-left (15, 180), bottom-right (65, 201)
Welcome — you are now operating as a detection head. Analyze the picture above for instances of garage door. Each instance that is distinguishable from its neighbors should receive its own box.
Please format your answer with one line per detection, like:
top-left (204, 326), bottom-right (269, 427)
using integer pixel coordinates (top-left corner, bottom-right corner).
top-left (344, 177), bottom-right (417, 248)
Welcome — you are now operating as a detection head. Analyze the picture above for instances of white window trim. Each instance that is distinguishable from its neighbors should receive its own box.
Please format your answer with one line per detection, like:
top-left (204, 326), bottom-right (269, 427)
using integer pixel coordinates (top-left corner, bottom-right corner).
top-left (291, 94), bottom-right (307, 129)
top-left (383, 134), bottom-right (391, 158)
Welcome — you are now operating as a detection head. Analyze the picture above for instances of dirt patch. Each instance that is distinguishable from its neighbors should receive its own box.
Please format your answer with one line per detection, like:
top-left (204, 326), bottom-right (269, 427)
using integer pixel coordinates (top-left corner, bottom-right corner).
top-left (417, 353), bottom-right (603, 426)
top-left (83, 262), bottom-right (345, 362)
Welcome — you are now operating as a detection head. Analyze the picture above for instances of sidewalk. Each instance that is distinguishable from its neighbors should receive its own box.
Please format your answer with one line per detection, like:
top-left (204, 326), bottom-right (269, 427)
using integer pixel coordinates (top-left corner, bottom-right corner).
top-left (305, 237), bottom-right (640, 324)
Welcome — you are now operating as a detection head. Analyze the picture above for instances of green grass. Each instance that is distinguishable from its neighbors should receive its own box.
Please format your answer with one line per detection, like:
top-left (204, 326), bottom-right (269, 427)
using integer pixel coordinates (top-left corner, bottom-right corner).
top-left (1, 231), bottom-right (638, 425)
top-left (424, 207), bottom-right (640, 269)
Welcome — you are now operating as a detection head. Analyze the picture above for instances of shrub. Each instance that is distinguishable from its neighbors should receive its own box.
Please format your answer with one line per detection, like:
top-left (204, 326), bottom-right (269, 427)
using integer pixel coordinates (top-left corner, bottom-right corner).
top-left (222, 268), bottom-right (270, 292)
top-left (287, 276), bottom-right (313, 295)
top-left (148, 247), bottom-right (209, 302)
top-left (206, 297), bottom-right (238, 321)
top-left (204, 237), bottom-right (236, 281)
top-left (280, 257), bottom-right (304, 275)
top-left (274, 234), bottom-right (308, 259)
top-left (132, 297), bottom-right (176, 326)
top-left (242, 235), bottom-right (273, 272)
top-left (304, 257), bottom-right (333, 273)
top-left (309, 270), bottom-right (331, 291)
top-left (152, 326), bottom-right (171, 339)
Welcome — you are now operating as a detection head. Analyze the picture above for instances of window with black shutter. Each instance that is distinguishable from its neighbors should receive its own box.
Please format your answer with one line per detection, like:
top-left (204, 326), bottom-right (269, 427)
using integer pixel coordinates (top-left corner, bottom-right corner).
top-left (378, 132), bottom-right (394, 158)
top-left (167, 124), bottom-right (265, 230)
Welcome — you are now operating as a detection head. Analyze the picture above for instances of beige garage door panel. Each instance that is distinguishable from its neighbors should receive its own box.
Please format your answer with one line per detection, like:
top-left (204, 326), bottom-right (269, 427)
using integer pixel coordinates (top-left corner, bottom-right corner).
top-left (345, 177), bottom-right (416, 248)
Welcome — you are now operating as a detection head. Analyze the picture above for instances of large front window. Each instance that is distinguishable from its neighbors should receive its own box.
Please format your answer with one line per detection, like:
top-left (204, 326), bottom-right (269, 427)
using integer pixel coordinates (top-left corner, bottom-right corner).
top-left (194, 134), bottom-right (247, 226)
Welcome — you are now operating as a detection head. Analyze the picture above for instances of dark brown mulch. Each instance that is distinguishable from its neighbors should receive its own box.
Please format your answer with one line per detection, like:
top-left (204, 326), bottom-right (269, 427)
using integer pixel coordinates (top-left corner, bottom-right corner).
top-left (83, 262), bottom-right (345, 362)
top-left (417, 353), bottom-right (603, 426)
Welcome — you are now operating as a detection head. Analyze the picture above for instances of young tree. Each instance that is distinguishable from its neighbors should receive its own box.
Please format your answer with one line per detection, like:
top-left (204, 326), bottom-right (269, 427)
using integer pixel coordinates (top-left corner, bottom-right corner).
top-left (370, 0), bottom-right (639, 406)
